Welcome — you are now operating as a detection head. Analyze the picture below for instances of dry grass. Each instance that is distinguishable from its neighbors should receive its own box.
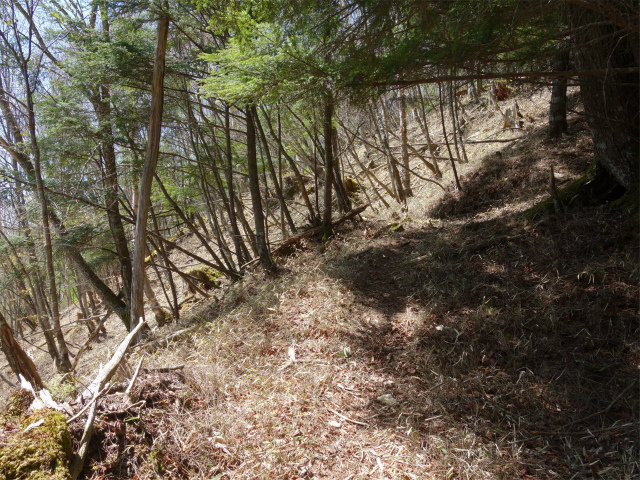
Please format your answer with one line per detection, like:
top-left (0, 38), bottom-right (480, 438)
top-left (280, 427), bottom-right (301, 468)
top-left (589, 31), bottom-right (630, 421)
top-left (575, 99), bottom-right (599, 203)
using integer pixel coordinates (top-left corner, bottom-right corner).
top-left (5, 84), bottom-right (638, 480)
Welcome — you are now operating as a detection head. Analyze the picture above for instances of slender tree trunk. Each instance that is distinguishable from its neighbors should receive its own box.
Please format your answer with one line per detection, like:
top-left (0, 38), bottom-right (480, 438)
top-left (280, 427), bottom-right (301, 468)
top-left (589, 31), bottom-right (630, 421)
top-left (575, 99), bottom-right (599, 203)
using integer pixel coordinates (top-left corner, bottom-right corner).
top-left (447, 81), bottom-right (464, 166)
top-left (452, 81), bottom-right (470, 164)
top-left (130, 13), bottom-right (170, 333)
top-left (254, 112), bottom-right (298, 235)
top-left (322, 94), bottom-right (335, 241)
top-left (548, 50), bottom-right (570, 137)
top-left (416, 85), bottom-right (443, 177)
top-left (150, 206), bottom-right (179, 319)
top-left (438, 82), bottom-right (462, 191)
top-left (224, 104), bottom-right (249, 267)
top-left (372, 101), bottom-right (404, 203)
top-left (260, 106), bottom-right (320, 225)
top-left (92, 90), bottom-right (133, 315)
top-left (22, 63), bottom-right (71, 373)
top-left (400, 89), bottom-right (413, 197)
top-left (0, 77), bottom-right (129, 328)
top-left (247, 107), bottom-right (276, 273)
top-left (331, 126), bottom-right (352, 213)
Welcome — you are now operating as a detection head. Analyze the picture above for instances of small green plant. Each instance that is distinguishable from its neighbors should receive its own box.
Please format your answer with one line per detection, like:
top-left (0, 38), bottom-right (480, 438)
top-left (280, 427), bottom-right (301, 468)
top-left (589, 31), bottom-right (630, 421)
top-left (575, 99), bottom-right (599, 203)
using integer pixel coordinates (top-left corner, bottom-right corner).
top-left (45, 375), bottom-right (76, 402)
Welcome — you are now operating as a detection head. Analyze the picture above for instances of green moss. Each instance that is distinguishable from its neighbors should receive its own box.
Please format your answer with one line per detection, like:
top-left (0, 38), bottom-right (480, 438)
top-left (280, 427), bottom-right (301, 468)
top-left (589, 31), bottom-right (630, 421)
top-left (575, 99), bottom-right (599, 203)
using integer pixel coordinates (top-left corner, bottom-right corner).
top-left (6, 389), bottom-right (35, 417)
top-left (344, 177), bottom-right (360, 194)
top-left (185, 265), bottom-right (222, 292)
top-left (0, 409), bottom-right (72, 480)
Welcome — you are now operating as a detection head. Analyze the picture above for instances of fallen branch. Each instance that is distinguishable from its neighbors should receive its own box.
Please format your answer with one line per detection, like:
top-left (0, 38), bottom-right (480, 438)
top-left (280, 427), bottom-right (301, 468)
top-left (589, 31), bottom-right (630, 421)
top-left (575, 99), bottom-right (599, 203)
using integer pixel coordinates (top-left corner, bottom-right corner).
top-left (464, 137), bottom-right (525, 144)
top-left (326, 406), bottom-right (369, 427)
top-left (70, 397), bottom-right (98, 480)
top-left (142, 364), bottom-right (185, 373)
top-left (66, 383), bottom-right (111, 425)
top-left (0, 371), bottom-right (15, 387)
top-left (272, 205), bottom-right (369, 257)
top-left (125, 356), bottom-right (145, 402)
top-left (76, 320), bottom-right (147, 404)
top-left (135, 325), bottom-right (199, 353)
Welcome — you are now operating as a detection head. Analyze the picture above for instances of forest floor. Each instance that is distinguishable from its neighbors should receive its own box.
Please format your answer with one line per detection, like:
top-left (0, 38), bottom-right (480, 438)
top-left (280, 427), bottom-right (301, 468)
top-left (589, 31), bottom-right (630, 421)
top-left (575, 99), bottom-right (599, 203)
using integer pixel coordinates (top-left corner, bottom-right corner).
top-left (2, 86), bottom-right (638, 479)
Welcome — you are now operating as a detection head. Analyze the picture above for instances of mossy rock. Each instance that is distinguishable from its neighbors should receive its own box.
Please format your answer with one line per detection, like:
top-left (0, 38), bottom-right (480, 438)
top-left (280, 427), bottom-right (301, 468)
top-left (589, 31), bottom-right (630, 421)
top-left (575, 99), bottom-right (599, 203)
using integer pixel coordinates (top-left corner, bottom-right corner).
top-left (344, 177), bottom-right (360, 194)
top-left (185, 265), bottom-right (222, 293)
top-left (0, 409), bottom-right (72, 480)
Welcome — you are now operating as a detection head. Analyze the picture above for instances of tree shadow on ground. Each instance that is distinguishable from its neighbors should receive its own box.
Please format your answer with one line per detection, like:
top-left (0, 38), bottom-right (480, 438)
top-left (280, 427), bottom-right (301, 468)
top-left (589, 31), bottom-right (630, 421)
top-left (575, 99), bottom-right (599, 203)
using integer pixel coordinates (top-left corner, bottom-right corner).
top-left (322, 126), bottom-right (638, 477)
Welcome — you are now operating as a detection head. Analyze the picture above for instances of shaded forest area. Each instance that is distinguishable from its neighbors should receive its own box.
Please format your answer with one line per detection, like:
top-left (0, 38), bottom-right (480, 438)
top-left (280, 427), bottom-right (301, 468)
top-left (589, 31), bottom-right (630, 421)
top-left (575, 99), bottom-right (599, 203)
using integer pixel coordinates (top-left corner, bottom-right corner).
top-left (0, 1), bottom-right (638, 479)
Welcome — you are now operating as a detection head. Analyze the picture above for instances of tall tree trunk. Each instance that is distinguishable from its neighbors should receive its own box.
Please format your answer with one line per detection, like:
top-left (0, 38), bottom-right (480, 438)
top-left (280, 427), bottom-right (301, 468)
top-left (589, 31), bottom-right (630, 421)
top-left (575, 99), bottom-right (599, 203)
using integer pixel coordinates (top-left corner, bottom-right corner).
top-left (567, 3), bottom-right (639, 190)
top-left (22, 64), bottom-right (71, 373)
top-left (548, 50), bottom-right (570, 137)
top-left (331, 126), bottom-right (352, 213)
top-left (375, 101), bottom-right (405, 203)
top-left (322, 94), bottom-right (335, 241)
top-left (130, 13), bottom-right (170, 332)
top-left (0, 311), bottom-right (43, 389)
top-left (260, 106), bottom-right (320, 225)
top-left (416, 85), bottom-right (443, 177)
top-left (254, 111), bottom-right (298, 235)
top-left (438, 82), bottom-right (462, 191)
top-left (150, 206), bottom-right (179, 319)
top-left (247, 106), bottom-right (276, 273)
top-left (225, 104), bottom-right (249, 267)
top-left (0, 77), bottom-right (129, 328)
top-left (400, 89), bottom-right (413, 197)
top-left (92, 88), bottom-right (133, 316)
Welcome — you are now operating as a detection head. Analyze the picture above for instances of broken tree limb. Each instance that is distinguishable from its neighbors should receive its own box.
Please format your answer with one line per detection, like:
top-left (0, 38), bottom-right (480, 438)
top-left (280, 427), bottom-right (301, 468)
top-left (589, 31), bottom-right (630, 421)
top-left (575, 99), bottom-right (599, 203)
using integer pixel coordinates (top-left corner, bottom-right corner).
top-left (134, 325), bottom-right (199, 353)
top-left (142, 364), bottom-right (184, 373)
top-left (69, 396), bottom-right (98, 480)
top-left (66, 383), bottom-right (111, 424)
top-left (272, 204), bottom-right (369, 257)
top-left (125, 356), bottom-right (145, 402)
top-left (76, 320), bottom-right (147, 404)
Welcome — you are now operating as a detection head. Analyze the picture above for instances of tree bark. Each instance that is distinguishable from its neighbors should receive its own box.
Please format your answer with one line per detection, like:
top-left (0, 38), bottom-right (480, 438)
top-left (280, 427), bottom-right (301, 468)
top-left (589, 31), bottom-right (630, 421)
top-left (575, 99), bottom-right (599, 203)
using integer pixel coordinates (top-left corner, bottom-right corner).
top-left (225, 104), bottom-right (249, 267)
top-left (400, 89), bottom-right (413, 197)
top-left (548, 50), bottom-right (570, 137)
top-left (130, 13), bottom-right (170, 332)
top-left (247, 106), bottom-right (276, 273)
top-left (322, 94), bottom-right (335, 241)
top-left (568, 3), bottom-right (639, 190)
top-left (0, 311), bottom-right (43, 389)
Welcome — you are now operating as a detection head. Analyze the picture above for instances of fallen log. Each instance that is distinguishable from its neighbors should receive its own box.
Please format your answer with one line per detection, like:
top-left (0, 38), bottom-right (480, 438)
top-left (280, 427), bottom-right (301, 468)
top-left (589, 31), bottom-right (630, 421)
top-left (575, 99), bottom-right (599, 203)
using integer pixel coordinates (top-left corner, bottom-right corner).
top-left (272, 204), bottom-right (369, 257)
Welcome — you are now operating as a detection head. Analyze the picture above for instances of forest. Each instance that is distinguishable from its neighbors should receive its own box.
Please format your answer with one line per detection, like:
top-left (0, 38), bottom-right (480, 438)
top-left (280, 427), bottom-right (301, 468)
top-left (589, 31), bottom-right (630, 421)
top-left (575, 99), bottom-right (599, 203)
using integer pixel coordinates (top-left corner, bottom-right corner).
top-left (0, 1), bottom-right (638, 479)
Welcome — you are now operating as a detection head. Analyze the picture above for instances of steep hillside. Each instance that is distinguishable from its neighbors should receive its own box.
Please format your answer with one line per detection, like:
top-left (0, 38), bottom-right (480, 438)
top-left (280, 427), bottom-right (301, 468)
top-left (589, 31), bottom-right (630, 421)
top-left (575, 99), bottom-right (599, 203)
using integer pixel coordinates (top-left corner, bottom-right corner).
top-left (2, 87), bottom-right (638, 480)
